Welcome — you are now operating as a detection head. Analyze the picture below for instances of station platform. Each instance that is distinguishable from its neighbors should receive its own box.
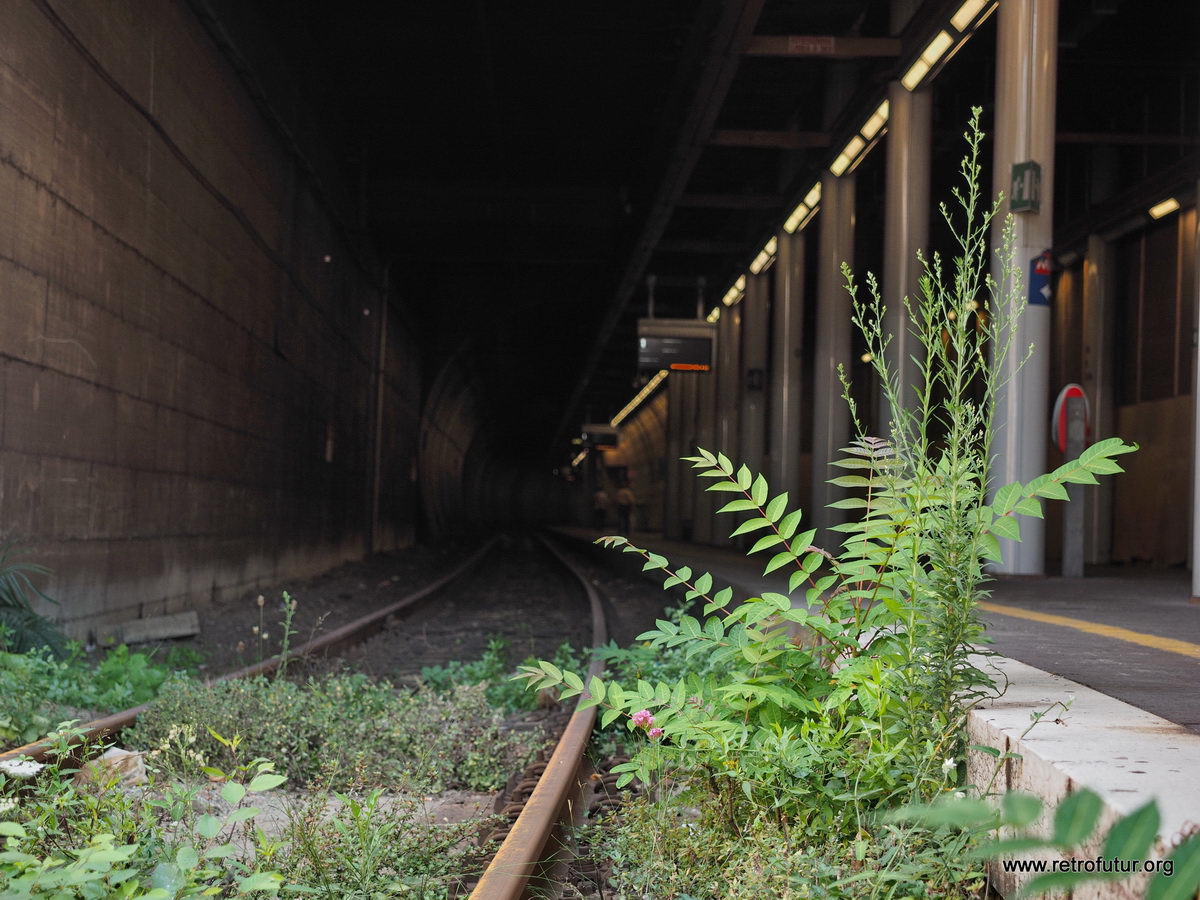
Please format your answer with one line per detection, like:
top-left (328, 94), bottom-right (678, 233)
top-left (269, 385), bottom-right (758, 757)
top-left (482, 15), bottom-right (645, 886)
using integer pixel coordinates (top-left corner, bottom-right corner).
top-left (554, 527), bottom-right (1200, 733)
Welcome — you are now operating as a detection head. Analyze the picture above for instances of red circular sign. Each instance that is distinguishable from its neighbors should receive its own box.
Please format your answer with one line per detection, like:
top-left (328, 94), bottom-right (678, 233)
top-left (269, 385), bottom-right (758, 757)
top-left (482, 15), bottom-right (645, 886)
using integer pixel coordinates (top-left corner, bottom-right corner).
top-left (1051, 383), bottom-right (1089, 454)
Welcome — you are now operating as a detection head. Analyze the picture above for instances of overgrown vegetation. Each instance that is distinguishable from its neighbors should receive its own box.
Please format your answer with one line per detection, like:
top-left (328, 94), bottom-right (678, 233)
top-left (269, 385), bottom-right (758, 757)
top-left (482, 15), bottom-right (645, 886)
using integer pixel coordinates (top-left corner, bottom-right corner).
top-left (128, 672), bottom-right (536, 793)
top-left (0, 643), bottom-right (195, 749)
top-left (420, 636), bottom-right (582, 713)
top-left (521, 111), bottom-right (1141, 898)
top-left (0, 724), bottom-right (493, 898)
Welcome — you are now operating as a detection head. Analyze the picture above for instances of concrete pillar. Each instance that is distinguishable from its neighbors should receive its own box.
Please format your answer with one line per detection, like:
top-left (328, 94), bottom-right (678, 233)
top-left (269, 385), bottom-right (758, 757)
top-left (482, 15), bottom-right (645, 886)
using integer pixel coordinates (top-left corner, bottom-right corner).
top-left (881, 82), bottom-right (931, 435)
top-left (693, 365), bottom-right (718, 545)
top-left (811, 172), bottom-right (855, 541)
top-left (741, 272), bottom-right (770, 478)
top-left (679, 372), bottom-right (698, 540)
top-left (664, 373), bottom-right (684, 539)
top-left (1081, 234), bottom-right (1115, 564)
top-left (989, 0), bottom-right (1058, 574)
top-left (1192, 179), bottom-right (1200, 599)
top-left (713, 305), bottom-right (742, 545)
top-left (770, 233), bottom-right (806, 504)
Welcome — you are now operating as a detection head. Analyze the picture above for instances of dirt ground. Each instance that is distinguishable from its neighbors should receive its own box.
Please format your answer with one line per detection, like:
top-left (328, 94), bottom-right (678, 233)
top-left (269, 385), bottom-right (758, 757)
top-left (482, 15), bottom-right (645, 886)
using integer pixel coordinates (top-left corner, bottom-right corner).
top-left (149, 540), bottom-right (477, 676)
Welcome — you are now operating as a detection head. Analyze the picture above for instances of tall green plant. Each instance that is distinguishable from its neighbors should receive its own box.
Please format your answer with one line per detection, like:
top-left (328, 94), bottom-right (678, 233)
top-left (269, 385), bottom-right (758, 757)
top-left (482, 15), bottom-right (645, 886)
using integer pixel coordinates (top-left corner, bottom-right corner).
top-left (0, 542), bottom-right (62, 655)
top-left (519, 110), bottom-right (1136, 842)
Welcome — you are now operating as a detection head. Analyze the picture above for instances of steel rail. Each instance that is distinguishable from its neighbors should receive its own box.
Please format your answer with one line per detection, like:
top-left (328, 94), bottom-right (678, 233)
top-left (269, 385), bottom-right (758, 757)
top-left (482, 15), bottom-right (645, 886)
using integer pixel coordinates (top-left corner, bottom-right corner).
top-left (469, 535), bottom-right (608, 900)
top-left (0, 538), bottom-right (499, 764)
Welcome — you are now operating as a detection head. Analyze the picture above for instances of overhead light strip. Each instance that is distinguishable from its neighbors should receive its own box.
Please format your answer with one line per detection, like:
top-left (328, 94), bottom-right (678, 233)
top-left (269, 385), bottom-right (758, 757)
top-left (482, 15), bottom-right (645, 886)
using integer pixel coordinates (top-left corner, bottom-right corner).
top-left (1149, 197), bottom-right (1180, 219)
top-left (610, 368), bottom-right (669, 428)
top-left (571, 448), bottom-right (588, 467)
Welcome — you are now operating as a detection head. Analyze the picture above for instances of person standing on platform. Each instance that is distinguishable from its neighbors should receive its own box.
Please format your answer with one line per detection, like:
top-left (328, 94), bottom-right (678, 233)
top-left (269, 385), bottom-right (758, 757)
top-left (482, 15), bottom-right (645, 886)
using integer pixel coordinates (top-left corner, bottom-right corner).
top-left (592, 487), bottom-right (611, 530)
top-left (615, 482), bottom-right (636, 535)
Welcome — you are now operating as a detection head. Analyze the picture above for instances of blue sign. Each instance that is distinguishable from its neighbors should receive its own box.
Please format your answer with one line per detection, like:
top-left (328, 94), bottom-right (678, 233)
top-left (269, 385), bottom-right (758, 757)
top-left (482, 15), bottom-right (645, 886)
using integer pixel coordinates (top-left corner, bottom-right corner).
top-left (1029, 251), bottom-right (1053, 306)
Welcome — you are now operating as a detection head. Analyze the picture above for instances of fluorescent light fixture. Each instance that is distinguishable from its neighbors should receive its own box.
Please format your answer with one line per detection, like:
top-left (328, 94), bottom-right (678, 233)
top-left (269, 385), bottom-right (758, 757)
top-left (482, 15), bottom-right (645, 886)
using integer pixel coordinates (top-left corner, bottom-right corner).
top-left (1148, 197), bottom-right (1180, 219)
top-left (901, 58), bottom-right (930, 90)
top-left (706, 307), bottom-right (721, 323)
top-left (861, 101), bottom-right (889, 140)
top-left (902, 30), bottom-right (953, 90)
top-left (750, 237), bottom-right (779, 274)
top-left (765, 236), bottom-right (777, 255)
top-left (804, 183), bottom-right (821, 208)
top-left (610, 369), bottom-right (669, 428)
top-left (735, 274), bottom-right (746, 291)
top-left (722, 273), bottom-right (747, 306)
top-left (783, 202), bottom-right (810, 233)
top-left (951, 0), bottom-right (989, 30)
top-left (831, 135), bottom-right (866, 176)
top-left (571, 449), bottom-right (588, 467)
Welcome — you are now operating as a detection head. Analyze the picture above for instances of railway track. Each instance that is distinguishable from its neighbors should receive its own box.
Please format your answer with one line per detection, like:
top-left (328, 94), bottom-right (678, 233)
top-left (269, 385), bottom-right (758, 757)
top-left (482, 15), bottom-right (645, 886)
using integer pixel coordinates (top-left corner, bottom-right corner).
top-left (0, 533), bottom-right (615, 900)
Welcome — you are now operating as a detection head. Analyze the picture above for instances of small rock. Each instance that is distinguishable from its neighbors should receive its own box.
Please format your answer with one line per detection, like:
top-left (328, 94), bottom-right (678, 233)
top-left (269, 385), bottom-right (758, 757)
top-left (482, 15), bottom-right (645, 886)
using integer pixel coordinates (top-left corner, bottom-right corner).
top-left (75, 747), bottom-right (146, 787)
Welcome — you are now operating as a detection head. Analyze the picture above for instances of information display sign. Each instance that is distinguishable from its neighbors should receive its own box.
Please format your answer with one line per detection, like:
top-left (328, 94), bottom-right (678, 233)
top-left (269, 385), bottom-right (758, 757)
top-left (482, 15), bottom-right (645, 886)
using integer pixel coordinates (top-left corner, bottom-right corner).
top-left (637, 318), bottom-right (715, 372)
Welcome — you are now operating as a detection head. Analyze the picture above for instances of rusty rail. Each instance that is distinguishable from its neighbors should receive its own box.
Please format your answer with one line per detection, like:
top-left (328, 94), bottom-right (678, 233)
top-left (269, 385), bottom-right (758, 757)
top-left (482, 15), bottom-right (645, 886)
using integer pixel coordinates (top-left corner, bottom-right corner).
top-left (0, 538), bottom-right (498, 764)
top-left (469, 535), bottom-right (608, 900)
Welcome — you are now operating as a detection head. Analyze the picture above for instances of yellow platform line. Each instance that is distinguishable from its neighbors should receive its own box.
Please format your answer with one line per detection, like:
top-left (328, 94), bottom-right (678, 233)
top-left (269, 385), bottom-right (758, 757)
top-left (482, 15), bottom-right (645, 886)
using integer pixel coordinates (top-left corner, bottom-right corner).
top-left (978, 601), bottom-right (1200, 661)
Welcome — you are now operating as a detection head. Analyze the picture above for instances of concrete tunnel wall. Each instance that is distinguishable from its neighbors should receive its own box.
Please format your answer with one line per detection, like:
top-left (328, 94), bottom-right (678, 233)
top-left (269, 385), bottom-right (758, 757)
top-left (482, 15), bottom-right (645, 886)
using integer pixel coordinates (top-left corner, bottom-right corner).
top-left (0, 0), bottom-right (428, 637)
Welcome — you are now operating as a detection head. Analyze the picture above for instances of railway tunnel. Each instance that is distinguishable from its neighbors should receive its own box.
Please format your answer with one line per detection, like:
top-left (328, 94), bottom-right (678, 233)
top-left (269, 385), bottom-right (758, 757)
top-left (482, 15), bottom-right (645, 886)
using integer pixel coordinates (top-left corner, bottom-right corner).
top-left (1, 0), bottom-right (1200, 895)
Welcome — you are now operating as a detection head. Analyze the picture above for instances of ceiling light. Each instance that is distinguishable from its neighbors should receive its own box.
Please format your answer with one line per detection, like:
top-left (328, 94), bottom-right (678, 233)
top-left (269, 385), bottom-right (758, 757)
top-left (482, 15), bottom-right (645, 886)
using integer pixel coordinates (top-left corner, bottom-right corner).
top-left (902, 30), bottom-right (953, 91)
top-left (611, 369), bottom-right (669, 428)
top-left (831, 135), bottom-right (866, 176)
top-left (804, 183), bottom-right (821, 208)
top-left (861, 101), bottom-right (889, 140)
top-left (706, 307), bottom-right (721, 323)
top-left (571, 449), bottom-right (588, 467)
top-left (951, 0), bottom-right (989, 30)
top-left (1148, 197), bottom-right (1180, 219)
top-left (901, 58), bottom-right (931, 90)
top-left (784, 203), bottom-right (810, 233)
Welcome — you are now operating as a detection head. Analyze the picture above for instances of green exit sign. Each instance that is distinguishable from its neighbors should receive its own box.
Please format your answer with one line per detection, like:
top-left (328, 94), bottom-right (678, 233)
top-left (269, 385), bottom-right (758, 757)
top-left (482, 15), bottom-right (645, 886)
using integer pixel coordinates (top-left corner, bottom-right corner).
top-left (1010, 161), bottom-right (1042, 213)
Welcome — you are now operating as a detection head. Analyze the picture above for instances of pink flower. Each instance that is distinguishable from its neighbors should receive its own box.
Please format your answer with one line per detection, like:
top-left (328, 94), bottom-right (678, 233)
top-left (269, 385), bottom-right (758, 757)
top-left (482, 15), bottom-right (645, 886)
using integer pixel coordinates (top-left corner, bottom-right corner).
top-left (631, 709), bottom-right (654, 728)
top-left (647, 727), bottom-right (664, 740)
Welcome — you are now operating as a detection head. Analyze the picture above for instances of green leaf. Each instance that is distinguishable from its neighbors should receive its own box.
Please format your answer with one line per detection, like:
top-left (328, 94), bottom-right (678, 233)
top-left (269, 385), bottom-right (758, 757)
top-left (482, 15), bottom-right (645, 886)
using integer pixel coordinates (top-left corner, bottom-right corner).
top-left (247, 773), bottom-right (287, 793)
top-left (1001, 792), bottom-right (1043, 828)
top-left (204, 842), bottom-right (238, 859)
top-left (751, 474), bottom-right (769, 505)
top-left (736, 464), bottom-right (752, 490)
top-left (1052, 789), bottom-right (1103, 847)
top-left (777, 509), bottom-right (803, 539)
top-left (588, 676), bottom-right (606, 703)
top-left (220, 782), bottom-right (247, 806)
top-left (749, 534), bottom-right (784, 554)
top-left (226, 806), bottom-right (261, 824)
top-left (0, 822), bottom-right (27, 838)
top-left (238, 872), bottom-right (283, 893)
top-left (994, 482), bottom-right (1022, 514)
top-left (1101, 801), bottom-right (1159, 869)
top-left (730, 517), bottom-right (772, 537)
top-left (717, 499), bottom-right (758, 513)
top-left (979, 532), bottom-right (1003, 562)
top-left (990, 515), bottom-right (1021, 542)
top-left (716, 452), bottom-right (733, 474)
top-left (1148, 834), bottom-right (1200, 900)
top-left (765, 493), bottom-right (788, 523)
top-left (763, 550), bottom-right (796, 575)
top-left (175, 846), bottom-right (199, 871)
top-left (195, 814), bottom-right (222, 840)
top-left (601, 707), bottom-right (622, 728)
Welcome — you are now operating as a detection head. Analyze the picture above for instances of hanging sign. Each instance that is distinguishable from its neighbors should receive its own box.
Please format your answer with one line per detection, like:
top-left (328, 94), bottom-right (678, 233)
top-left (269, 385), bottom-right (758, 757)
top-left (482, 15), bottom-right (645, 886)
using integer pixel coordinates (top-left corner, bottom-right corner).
top-left (1028, 251), bottom-right (1053, 307)
top-left (637, 318), bottom-right (715, 372)
top-left (1011, 161), bottom-right (1042, 213)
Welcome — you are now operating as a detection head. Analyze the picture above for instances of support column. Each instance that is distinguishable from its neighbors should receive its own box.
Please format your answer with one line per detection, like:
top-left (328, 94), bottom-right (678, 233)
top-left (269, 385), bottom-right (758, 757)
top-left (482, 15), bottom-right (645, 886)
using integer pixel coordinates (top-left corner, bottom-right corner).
top-left (1192, 178), bottom-right (1200, 600)
top-left (770, 232), bottom-right (806, 505)
top-left (693, 365), bottom-right (718, 545)
top-left (664, 373), bottom-right (685, 540)
top-left (811, 172), bottom-right (855, 541)
top-left (713, 305), bottom-right (742, 545)
top-left (679, 373), bottom-right (698, 541)
top-left (881, 81), bottom-right (931, 434)
top-left (741, 272), bottom-right (770, 478)
top-left (989, 0), bottom-right (1058, 574)
top-left (1081, 234), bottom-right (1115, 564)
